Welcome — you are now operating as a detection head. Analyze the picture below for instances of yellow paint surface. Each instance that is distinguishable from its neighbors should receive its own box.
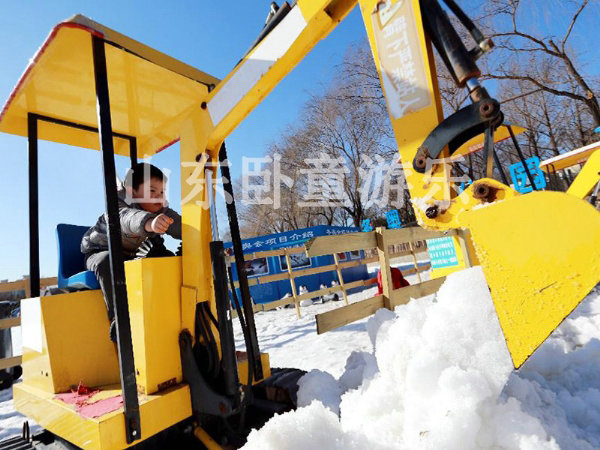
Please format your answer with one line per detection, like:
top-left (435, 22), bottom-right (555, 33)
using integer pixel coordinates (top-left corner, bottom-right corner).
top-left (359, 0), bottom-right (449, 227)
top-left (14, 382), bottom-right (192, 449)
top-left (21, 290), bottom-right (120, 394)
top-left (0, 15), bottom-right (214, 157)
top-left (460, 191), bottom-right (600, 367)
top-left (567, 149), bottom-right (600, 199)
top-left (125, 257), bottom-right (183, 394)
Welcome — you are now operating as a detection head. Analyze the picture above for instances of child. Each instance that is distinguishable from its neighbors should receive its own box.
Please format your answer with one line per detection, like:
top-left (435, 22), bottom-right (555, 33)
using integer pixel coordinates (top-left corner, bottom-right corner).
top-left (81, 163), bottom-right (181, 341)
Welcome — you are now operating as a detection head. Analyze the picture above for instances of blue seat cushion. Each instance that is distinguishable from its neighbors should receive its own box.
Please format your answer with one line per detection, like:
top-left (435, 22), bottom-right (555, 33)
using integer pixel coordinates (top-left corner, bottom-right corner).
top-left (63, 270), bottom-right (100, 290)
top-left (56, 224), bottom-right (100, 291)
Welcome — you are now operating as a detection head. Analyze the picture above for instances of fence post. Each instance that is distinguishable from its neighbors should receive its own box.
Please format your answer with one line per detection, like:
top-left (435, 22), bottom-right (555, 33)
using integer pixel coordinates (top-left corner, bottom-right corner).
top-left (408, 241), bottom-right (422, 283)
top-left (333, 252), bottom-right (349, 305)
top-left (23, 278), bottom-right (31, 298)
top-left (376, 227), bottom-right (394, 311)
top-left (285, 252), bottom-right (301, 318)
top-left (457, 229), bottom-right (474, 268)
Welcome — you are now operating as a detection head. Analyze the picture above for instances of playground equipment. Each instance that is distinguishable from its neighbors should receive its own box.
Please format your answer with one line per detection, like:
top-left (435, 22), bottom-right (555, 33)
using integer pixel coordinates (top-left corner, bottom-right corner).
top-left (0, 0), bottom-right (599, 448)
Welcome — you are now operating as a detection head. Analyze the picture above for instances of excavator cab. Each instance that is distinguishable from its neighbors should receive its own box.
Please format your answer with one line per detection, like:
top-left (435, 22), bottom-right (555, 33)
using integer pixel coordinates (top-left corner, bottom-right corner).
top-left (0, 15), bottom-right (292, 449)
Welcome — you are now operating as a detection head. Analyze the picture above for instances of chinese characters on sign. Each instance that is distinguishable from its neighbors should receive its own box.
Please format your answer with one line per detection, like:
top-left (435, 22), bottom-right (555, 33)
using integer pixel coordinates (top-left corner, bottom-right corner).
top-left (136, 152), bottom-right (468, 211)
top-left (386, 209), bottom-right (402, 229)
top-left (427, 237), bottom-right (459, 269)
top-left (361, 219), bottom-right (373, 232)
top-left (233, 227), bottom-right (355, 253)
top-left (240, 230), bottom-right (316, 252)
top-left (371, 0), bottom-right (431, 119)
top-left (509, 157), bottom-right (546, 193)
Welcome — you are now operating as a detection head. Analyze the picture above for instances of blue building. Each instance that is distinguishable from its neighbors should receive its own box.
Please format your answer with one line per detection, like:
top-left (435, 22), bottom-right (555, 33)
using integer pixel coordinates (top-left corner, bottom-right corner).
top-left (225, 225), bottom-right (370, 305)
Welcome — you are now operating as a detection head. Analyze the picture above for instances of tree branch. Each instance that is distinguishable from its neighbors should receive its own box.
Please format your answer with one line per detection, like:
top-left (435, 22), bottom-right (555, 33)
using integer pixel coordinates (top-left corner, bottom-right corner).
top-left (486, 72), bottom-right (588, 103)
top-left (562, 0), bottom-right (589, 52)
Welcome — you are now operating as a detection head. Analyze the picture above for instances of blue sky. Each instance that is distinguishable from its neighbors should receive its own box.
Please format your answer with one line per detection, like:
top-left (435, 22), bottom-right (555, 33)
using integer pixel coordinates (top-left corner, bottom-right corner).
top-left (0, 1), bottom-right (368, 281)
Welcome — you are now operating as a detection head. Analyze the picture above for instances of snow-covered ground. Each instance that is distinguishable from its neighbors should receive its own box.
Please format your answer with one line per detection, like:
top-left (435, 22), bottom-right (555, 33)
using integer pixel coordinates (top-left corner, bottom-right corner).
top-left (2, 268), bottom-right (599, 449)
top-left (243, 268), bottom-right (600, 449)
top-left (0, 326), bottom-right (33, 440)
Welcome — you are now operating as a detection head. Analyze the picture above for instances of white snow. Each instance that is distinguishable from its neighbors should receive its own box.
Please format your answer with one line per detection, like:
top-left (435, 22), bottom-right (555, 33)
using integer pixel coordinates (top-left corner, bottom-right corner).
top-left (234, 284), bottom-right (381, 378)
top-left (2, 267), bottom-right (599, 449)
top-left (297, 369), bottom-right (343, 415)
top-left (244, 267), bottom-right (600, 450)
top-left (0, 325), bottom-right (38, 441)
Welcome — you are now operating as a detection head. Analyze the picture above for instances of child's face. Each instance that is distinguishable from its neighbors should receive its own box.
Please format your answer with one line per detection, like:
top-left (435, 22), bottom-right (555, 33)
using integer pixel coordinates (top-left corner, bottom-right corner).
top-left (132, 177), bottom-right (166, 213)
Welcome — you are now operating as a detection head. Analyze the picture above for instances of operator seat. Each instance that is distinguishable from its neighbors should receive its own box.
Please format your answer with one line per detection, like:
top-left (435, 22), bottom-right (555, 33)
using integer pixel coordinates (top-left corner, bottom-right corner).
top-left (56, 224), bottom-right (99, 290)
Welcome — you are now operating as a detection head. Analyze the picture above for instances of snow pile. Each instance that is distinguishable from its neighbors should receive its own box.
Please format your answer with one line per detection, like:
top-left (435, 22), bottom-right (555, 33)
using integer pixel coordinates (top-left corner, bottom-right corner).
top-left (244, 267), bottom-right (600, 449)
top-left (502, 302), bottom-right (600, 449)
top-left (2, 266), bottom-right (598, 447)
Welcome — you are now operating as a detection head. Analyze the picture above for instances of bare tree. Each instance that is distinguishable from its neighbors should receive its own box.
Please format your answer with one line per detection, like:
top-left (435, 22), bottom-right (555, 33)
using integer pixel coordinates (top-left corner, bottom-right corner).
top-left (239, 1), bottom-right (600, 236)
top-left (483, 0), bottom-right (599, 130)
top-left (238, 42), bottom-right (413, 234)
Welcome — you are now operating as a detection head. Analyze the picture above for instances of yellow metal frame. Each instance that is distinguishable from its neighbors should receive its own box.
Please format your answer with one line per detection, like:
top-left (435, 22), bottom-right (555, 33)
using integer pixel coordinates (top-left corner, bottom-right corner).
top-left (125, 257), bottom-right (184, 395)
top-left (540, 141), bottom-right (600, 172)
top-left (460, 190), bottom-right (600, 367)
top-left (567, 148), bottom-right (600, 199)
top-left (19, 291), bottom-right (120, 394)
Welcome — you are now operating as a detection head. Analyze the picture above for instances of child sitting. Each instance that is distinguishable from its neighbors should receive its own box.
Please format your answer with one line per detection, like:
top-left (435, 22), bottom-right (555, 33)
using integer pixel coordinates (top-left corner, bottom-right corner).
top-left (81, 163), bottom-right (181, 341)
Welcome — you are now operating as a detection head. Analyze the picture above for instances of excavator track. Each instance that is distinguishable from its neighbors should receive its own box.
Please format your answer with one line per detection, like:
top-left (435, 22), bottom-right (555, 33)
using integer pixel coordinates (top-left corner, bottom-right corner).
top-left (0, 423), bottom-right (35, 450)
top-left (0, 435), bottom-right (34, 450)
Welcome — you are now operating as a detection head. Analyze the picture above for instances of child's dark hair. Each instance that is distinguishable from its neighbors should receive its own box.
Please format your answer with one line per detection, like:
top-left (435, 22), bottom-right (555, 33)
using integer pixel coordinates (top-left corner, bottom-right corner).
top-left (126, 163), bottom-right (166, 190)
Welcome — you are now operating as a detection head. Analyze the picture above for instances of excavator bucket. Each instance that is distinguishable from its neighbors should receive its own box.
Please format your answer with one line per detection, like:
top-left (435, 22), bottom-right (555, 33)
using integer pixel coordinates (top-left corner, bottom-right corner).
top-left (459, 191), bottom-right (600, 368)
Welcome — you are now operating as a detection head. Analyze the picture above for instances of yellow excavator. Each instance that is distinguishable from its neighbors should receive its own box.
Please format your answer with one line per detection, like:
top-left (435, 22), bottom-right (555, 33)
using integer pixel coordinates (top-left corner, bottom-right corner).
top-left (1, 0), bottom-right (599, 448)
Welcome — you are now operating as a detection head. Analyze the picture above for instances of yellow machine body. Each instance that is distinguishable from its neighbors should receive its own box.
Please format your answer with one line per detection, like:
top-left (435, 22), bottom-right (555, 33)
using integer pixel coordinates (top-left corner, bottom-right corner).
top-left (15, 277), bottom-right (193, 449)
top-left (0, 15), bottom-right (218, 157)
top-left (15, 256), bottom-right (270, 448)
top-left (358, 0), bottom-right (600, 367)
top-left (125, 257), bottom-right (184, 395)
top-left (19, 291), bottom-right (120, 394)
top-left (460, 191), bottom-right (600, 367)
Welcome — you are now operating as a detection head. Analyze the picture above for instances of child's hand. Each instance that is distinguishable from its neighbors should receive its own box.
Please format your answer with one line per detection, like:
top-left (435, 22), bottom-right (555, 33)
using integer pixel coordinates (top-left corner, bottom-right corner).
top-left (145, 214), bottom-right (174, 234)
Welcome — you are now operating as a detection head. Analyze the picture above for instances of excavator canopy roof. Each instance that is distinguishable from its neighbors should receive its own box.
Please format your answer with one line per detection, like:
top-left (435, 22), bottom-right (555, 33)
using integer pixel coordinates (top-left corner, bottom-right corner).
top-left (0, 15), bottom-right (219, 157)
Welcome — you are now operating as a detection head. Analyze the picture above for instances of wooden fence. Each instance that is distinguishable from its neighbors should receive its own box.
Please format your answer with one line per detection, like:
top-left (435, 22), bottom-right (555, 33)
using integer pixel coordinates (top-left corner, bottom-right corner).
top-left (0, 277), bottom-right (57, 371)
top-left (227, 247), bottom-right (376, 318)
top-left (0, 277), bottom-right (57, 298)
top-left (0, 227), bottom-right (468, 371)
top-left (305, 227), bottom-right (472, 334)
top-left (226, 227), bottom-right (446, 319)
